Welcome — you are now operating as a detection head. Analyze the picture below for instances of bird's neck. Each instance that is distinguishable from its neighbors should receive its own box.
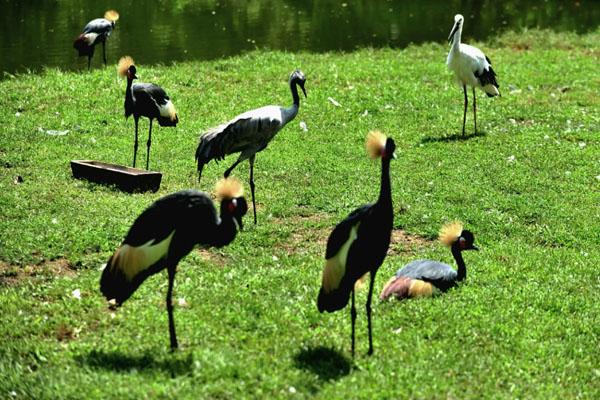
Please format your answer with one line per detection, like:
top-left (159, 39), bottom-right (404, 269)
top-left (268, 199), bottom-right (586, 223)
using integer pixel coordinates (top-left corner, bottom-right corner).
top-left (377, 157), bottom-right (392, 210)
top-left (125, 78), bottom-right (134, 101)
top-left (212, 213), bottom-right (238, 248)
top-left (451, 26), bottom-right (462, 52)
top-left (290, 78), bottom-right (301, 107)
top-left (451, 245), bottom-right (466, 281)
top-left (282, 80), bottom-right (300, 125)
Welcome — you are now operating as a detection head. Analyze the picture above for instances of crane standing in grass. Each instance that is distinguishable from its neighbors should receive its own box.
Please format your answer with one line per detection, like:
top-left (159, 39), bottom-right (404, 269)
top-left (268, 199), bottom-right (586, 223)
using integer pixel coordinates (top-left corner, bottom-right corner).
top-left (73, 10), bottom-right (119, 70)
top-left (118, 56), bottom-right (179, 170)
top-left (380, 221), bottom-right (478, 301)
top-left (317, 131), bottom-right (396, 357)
top-left (100, 178), bottom-right (248, 350)
top-left (447, 14), bottom-right (500, 135)
top-left (195, 70), bottom-right (307, 224)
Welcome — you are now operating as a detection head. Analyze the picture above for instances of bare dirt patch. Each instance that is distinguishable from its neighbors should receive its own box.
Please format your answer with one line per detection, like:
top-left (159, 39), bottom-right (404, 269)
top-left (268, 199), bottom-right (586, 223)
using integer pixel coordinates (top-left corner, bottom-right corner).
top-left (388, 229), bottom-right (432, 255)
top-left (0, 258), bottom-right (76, 286)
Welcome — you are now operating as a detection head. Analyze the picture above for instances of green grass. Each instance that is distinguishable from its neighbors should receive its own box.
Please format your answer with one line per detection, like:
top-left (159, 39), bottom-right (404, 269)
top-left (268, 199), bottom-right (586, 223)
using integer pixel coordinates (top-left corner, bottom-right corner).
top-left (1, 29), bottom-right (599, 398)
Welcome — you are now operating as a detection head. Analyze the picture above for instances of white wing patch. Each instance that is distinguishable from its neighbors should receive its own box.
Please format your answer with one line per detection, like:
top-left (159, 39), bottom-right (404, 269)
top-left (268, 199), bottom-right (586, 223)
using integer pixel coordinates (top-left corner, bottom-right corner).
top-left (83, 32), bottom-right (99, 45)
top-left (158, 100), bottom-right (177, 121)
top-left (112, 231), bottom-right (175, 281)
top-left (322, 222), bottom-right (360, 293)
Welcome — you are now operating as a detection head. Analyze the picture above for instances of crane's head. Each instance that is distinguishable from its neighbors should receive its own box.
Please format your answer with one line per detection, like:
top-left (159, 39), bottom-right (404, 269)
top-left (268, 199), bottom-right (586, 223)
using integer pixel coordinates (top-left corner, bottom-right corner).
top-left (439, 221), bottom-right (478, 251)
top-left (216, 178), bottom-right (248, 230)
top-left (366, 130), bottom-right (397, 161)
top-left (448, 14), bottom-right (464, 44)
top-left (104, 10), bottom-right (120, 26)
top-left (290, 70), bottom-right (307, 98)
top-left (117, 56), bottom-right (137, 80)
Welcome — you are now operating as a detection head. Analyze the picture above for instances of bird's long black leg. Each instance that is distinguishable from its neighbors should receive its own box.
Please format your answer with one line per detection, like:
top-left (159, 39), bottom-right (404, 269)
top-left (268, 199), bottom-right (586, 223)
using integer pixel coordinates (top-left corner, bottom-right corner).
top-left (133, 117), bottom-right (139, 168)
top-left (102, 41), bottom-right (107, 66)
top-left (249, 155), bottom-right (257, 224)
top-left (224, 159), bottom-right (242, 178)
top-left (87, 54), bottom-right (92, 71)
top-left (351, 288), bottom-right (357, 358)
top-left (146, 119), bottom-right (153, 170)
top-left (462, 85), bottom-right (468, 136)
top-left (166, 266), bottom-right (178, 351)
top-left (366, 271), bottom-right (376, 356)
top-left (472, 87), bottom-right (477, 134)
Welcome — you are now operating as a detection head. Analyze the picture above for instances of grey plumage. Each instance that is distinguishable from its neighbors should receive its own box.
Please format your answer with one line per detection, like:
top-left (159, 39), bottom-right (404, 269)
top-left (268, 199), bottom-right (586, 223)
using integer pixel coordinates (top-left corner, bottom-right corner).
top-left (195, 70), bottom-right (307, 224)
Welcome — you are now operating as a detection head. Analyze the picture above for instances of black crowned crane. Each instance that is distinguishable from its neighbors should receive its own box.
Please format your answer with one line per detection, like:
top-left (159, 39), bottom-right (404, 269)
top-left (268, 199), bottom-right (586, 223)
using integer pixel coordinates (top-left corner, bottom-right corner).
top-left (100, 178), bottom-right (248, 350)
top-left (118, 56), bottom-right (179, 170)
top-left (73, 10), bottom-right (119, 70)
top-left (317, 130), bottom-right (396, 357)
top-left (447, 14), bottom-right (500, 135)
top-left (195, 70), bottom-right (307, 224)
top-left (380, 221), bottom-right (478, 301)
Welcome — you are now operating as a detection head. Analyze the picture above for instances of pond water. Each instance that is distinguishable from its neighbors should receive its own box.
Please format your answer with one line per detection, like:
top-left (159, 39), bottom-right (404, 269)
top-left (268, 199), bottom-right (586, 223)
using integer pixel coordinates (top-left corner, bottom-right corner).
top-left (1, 0), bottom-right (598, 75)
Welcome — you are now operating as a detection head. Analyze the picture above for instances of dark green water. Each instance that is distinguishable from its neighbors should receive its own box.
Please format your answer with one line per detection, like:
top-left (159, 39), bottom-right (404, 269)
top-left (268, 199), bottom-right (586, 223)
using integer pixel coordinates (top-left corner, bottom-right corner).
top-left (1, 0), bottom-right (598, 74)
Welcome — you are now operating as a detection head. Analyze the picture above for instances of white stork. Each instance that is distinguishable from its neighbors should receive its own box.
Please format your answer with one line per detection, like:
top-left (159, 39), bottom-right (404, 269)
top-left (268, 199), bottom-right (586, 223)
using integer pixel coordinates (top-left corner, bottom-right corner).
top-left (195, 70), bottom-right (307, 224)
top-left (446, 14), bottom-right (500, 135)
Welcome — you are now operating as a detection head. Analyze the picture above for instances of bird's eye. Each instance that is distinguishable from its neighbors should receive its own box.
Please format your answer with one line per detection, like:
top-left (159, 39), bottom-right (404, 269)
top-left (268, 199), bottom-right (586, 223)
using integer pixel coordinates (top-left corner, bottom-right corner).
top-left (228, 199), bottom-right (237, 212)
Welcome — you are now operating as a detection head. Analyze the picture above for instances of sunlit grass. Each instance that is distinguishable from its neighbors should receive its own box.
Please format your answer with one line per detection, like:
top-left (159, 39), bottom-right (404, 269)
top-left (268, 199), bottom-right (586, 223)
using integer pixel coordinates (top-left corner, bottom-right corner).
top-left (0, 29), bottom-right (599, 398)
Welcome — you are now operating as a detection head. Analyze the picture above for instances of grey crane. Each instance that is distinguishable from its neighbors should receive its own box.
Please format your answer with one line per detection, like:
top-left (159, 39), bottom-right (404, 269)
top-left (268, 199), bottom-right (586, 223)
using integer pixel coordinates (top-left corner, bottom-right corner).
top-left (195, 70), bottom-right (307, 224)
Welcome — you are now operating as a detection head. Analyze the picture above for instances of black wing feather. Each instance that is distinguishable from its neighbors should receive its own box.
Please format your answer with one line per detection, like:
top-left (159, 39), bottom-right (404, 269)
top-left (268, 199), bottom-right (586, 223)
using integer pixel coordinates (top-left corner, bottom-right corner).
top-left (123, 190), bottom-right (216, 247)
top-left (325, 204), bottom-right (372, 259)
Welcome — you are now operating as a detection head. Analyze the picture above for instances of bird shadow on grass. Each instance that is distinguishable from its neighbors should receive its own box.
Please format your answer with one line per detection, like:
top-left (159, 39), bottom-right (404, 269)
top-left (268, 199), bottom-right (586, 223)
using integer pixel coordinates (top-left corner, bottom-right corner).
top-left (75, 349), bottom-right (193, 377)
top-left (420, 130), bottom-right (486, 144)
top-left (293, 346), bottom-right (352, 381)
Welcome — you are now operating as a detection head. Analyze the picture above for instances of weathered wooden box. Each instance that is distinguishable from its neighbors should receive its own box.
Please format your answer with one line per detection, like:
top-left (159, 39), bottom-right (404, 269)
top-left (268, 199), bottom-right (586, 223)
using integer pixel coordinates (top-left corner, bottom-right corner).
top-left (71, 160), bottom-right (161, 193)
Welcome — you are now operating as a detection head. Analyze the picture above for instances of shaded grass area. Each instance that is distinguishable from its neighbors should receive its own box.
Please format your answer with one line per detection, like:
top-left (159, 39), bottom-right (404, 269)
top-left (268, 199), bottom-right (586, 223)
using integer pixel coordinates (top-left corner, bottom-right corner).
top-left (0, 29), bottom-right (599, 398)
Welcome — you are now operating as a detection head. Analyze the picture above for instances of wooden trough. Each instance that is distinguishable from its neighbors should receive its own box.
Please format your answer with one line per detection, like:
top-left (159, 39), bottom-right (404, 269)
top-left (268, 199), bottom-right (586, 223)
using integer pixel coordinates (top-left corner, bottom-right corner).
top-left (71, 160), bottom-right (162, 193)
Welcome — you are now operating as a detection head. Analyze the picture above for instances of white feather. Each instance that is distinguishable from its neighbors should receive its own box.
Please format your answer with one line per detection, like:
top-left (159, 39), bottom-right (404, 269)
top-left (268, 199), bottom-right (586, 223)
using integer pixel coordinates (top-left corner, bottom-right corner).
top-left (116, 231), bottom-right (175, 281)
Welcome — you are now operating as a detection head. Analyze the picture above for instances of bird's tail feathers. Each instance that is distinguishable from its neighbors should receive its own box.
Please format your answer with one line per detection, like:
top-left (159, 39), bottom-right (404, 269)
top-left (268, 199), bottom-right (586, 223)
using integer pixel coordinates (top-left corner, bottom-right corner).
top-left (317, 286), bottom-right (351, 313)
top-left (100, 252), bottom-right (142, 306)
top-left (483, 84), bottom-right (500, 97)
top-left (117, 56), bottom-right (135, 78)
top-left (195, 125), bottom-right (228, 171)
top-left (379, 276), bottom-right (434, 300)
top-left (104, 10), bottom-right (120, 22)
top-left (157, 102), bottom-right (178, 126)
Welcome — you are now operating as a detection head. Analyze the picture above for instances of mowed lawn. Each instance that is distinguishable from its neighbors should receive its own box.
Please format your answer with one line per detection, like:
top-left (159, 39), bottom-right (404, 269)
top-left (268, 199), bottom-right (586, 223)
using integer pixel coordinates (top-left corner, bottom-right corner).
top-left (0, 29), bottom-right (599, 398)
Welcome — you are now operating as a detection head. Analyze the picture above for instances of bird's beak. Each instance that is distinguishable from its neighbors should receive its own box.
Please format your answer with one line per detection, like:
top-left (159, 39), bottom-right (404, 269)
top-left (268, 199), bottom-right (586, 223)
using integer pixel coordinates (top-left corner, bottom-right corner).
top-left (235, 214), bottom-right (244, 231)
top-left (448, 24), bottom-right (458, 43)
top-left (300, 83), bottom-right (307, 98)
top-left (470, 245), bottom-right (479, 251)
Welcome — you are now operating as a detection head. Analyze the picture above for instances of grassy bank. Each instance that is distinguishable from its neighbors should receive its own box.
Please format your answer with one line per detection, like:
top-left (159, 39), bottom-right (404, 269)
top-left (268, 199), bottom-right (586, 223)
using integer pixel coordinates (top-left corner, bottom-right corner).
top-left (1, 29), bottom-right (599, 398)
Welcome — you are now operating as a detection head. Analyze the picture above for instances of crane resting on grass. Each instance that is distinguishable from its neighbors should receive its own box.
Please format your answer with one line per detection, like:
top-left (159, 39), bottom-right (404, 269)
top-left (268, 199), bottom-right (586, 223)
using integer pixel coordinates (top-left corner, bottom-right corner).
top-left (380, 221), bottom-right (478, 301)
